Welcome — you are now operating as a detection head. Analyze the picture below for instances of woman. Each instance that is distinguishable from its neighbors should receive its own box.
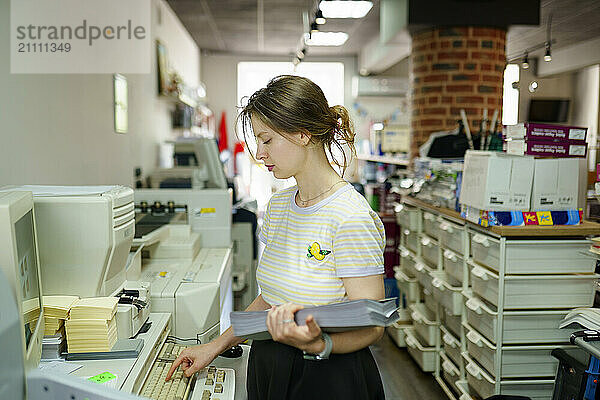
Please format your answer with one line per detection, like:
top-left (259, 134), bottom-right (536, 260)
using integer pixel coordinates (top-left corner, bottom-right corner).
top-left (166, 75), bottom-right (386, 399)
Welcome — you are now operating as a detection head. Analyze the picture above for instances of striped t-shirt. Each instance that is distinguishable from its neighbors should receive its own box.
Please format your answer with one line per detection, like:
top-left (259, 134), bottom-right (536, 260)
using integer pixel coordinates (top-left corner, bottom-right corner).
top-left (257, 183), bottom-right (385, 306)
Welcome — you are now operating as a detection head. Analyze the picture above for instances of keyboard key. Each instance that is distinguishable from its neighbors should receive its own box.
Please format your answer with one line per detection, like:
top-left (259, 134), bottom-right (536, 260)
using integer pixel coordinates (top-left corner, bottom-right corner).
top-left (214, 384), bottom-right (223, 393)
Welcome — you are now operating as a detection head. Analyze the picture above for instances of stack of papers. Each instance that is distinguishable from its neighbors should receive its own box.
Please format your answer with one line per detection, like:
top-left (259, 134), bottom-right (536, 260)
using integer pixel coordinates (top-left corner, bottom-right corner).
top-left (43, 318), bottom-right (64, 336)
top-left (65, 297), bottom-right (119, 353)
top-left (231, 298), bottom-right (400, 340)
top-left (44, 295), bottom-right (79, 319)
top-left (590, 237), bottom-right (600, 255)
top-left (41, 333), bottom-right (66, 360)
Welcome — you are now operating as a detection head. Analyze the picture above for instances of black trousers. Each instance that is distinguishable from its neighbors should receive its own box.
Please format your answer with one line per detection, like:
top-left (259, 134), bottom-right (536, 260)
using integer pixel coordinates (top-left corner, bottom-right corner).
top-left (247, 339), bottom-right (385, 400)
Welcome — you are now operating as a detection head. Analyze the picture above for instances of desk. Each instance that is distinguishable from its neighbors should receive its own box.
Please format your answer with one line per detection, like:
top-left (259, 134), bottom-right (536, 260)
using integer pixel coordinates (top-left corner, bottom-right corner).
top-left (210, 344), bottom-right (250, 400)
top-left (67, 313), bottom-right (170, 393)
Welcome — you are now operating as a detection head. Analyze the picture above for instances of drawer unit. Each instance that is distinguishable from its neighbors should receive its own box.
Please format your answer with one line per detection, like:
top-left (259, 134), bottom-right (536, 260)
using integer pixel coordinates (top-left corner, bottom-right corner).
top-left (439, 219), bottom-right (465, 255)
top-left (423, 212), bottom-right (440, 239)
top-left (464, 354), bottom-right (555, 400)
top-left (410, 303), bottom-right (439, 347)
top-left (405, 328), bottom-right (436, 372)
top-left (431, 272), bottom-right (462, 316)
top-left (414, 261), bottom-right (435, 293)
top-left (468, 261), bottom-right (597, 309)
top-left (387, 322), bottom-right (413, 347)
top-left (402, 228), bottom-right (419, 253)
top-left (441, 351), bottom-right (461, 396)
top-left (441, 306), bottom-right (462, 338)
top-left (399, 247), bottom-right (417, 278)
top-left (396, 205), bottom-right (420, 231)
top-left (465, 295), bottom-right (573, 344)
top-left (443, 249), bottom-right (463, 285)
top-left (470, 233), bottom-right (593, 275)
top-left (420, 234), bottom-right (439, 266)
top-left (396, 267), bottom-right (420, 303)
top-left (441, 325), bottom-right (462, 367)
top-left (465, 324), bottom-right (565, 378)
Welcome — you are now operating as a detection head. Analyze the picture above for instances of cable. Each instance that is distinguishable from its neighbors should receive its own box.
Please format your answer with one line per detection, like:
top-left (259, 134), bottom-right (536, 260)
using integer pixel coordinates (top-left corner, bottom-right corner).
top-left (166, 335), bottom-right (200, 344)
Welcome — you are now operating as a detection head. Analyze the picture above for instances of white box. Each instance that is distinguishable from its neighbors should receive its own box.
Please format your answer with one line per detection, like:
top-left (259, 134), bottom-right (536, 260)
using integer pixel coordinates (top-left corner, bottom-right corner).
top-left (532, 158), bottom-right (579, 210)
top-left (459, 151), bottom-right (534, 211)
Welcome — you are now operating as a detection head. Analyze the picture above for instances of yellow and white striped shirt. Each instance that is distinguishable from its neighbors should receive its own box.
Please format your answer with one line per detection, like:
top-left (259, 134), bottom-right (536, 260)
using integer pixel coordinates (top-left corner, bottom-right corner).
top-left (257, 183), bottom-right (385, 306)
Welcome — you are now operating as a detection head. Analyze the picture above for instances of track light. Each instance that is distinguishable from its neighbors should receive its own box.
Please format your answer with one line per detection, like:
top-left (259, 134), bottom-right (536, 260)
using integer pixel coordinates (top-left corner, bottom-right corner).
top-left (522, 52), bottom-right (529, 69)
top-left (315, 10), bottom-right (326, 25)
top-left (296, 48), bottom-right (306, 60)
top-left (544, 43), bottom-right (552, 62)
top-left (310, 22), bottom-right (319, 33)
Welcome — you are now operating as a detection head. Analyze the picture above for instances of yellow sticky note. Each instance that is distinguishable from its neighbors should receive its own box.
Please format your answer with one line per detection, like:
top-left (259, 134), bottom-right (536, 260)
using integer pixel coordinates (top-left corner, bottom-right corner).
top-left (536, 211), bottom-right (553, 226)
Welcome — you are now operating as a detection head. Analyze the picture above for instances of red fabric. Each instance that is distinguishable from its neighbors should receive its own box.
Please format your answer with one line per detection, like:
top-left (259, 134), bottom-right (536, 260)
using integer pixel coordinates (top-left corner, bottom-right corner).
top-left (218, 111), bottom-right (228, 152)
top-left (233, 141), bottom-right (245, 155)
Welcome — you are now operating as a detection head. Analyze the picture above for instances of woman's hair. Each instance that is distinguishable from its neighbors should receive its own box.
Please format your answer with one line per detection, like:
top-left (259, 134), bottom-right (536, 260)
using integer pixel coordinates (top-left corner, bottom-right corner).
top-left (237, 75), bottom-right (356, 176)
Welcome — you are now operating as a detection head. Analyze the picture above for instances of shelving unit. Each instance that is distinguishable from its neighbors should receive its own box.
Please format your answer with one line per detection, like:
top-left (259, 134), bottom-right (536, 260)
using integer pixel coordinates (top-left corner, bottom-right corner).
top-left (356, 154), bottom-right (411, 166)
top-left (392, 196), bottom-right (600, 400)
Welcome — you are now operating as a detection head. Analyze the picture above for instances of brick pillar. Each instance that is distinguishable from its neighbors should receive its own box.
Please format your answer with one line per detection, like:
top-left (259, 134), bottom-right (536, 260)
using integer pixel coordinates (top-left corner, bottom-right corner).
top-left (410, 27), bottom-right (506, 157)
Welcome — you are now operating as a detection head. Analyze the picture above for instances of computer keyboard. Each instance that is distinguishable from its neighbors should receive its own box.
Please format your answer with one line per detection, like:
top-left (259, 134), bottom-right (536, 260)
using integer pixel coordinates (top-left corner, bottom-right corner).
top-left (139, 341), bottom-right (235, 400)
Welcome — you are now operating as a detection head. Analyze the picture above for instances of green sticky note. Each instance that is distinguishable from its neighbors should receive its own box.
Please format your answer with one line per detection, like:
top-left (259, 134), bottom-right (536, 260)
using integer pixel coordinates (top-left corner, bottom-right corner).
top-left (88, 372), bottom-right (116, 384)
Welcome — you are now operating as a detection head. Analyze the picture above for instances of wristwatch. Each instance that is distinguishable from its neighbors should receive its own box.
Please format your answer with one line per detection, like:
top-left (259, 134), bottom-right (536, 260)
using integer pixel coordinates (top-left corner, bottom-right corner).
top-left (303, 332), bottom-right (332, 360)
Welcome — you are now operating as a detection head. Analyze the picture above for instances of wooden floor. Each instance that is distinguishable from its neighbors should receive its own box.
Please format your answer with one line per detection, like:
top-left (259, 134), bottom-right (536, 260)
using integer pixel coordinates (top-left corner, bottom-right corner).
top-left (370, 332), bottom-right (447, 400)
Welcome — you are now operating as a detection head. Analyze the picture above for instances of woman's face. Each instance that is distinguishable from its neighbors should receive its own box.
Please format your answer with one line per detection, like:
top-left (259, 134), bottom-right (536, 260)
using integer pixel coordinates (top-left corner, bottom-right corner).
top-left (251, 115), bottom-right (307, 179)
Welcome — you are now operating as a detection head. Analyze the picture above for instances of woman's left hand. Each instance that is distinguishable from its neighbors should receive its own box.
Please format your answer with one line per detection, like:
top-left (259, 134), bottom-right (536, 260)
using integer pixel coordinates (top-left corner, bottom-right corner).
top-left (266, 303), bottom-right (324, 353)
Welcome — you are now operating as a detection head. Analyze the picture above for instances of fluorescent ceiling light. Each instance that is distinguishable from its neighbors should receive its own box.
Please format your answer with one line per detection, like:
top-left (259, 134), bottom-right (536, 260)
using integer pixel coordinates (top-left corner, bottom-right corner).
top-left (319, 1), bottom-right (373, 18)
top-left (304, 32), bottom-right (348, 46)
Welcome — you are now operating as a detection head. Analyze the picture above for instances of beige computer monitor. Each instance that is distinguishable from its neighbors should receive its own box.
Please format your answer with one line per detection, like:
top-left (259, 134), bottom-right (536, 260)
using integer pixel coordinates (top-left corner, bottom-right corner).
top-left (0, 191), bottom-right (45, 372)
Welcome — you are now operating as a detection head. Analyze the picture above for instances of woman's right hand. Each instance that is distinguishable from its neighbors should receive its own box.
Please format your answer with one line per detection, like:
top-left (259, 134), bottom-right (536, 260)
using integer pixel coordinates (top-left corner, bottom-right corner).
top-left (165, 342), bottom-right (220, 381)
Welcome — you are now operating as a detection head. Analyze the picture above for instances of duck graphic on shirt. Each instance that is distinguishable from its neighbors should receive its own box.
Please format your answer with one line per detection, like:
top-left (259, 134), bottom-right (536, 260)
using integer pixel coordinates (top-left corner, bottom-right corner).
top-left (307, 242), bottom-right (331, 261)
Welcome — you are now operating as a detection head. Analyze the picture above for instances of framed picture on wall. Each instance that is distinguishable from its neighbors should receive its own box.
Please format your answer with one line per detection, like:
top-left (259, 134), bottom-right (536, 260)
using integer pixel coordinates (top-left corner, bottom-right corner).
top-left (113, 74), bottom-right (128, 134)
top-left (156, 40), bottom-right (169, 96)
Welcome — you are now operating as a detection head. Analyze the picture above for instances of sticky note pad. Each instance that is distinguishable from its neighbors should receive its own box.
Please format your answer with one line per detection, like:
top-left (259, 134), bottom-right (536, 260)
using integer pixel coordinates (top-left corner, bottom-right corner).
top-left (88, 372), bottom-right (116, 384)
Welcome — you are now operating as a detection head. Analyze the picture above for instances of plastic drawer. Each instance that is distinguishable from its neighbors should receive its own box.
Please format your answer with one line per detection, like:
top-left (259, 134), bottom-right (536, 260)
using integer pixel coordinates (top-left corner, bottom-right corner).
top-left (399, 247), bottom-right (417, 278)
top-left (441, 306), bottom-right (462, 338)
top-left (423, 212), bottom-right (440, 239)
top-left (402, 228), bottom-right (418, 253)
top-left (455, 380), bottom-right (474, 400)
top-left (465, 324), bottom-right (567, 378)
top-left (421, 234), bottom-right (439, 266)
top-left (396, 267), bottom-right (420, 303)
top-left (431, 272), bottom-right (462, 316)
top-left (441, 325), bottom-right (462, 367)
top-left (464, 353), bottom-right (555, 400)
top-left (423, 287), bottom-right (437, 314)
top-left (396, 205), bottom-right (420, 231)
top-left (443, 249), bottom-right (463, 285)
top-left (410, 303), bottom-right (439, 347)
top-left (470, 233), bottom-right (593, 275)
top-left (414, 261), bottom-right (435, 293)
top-left (387, 322), bottom-right (412, 347)
top-left (441, 351), bottom-right (461, 396)
top-left (439, 219), bottom-right (465, 255)
top-left (468, 261), bottom-right (597, 309)
top-left (405, 328), bottom-right (436, 372)
top-left (464, 295), bottom-right (573, 344)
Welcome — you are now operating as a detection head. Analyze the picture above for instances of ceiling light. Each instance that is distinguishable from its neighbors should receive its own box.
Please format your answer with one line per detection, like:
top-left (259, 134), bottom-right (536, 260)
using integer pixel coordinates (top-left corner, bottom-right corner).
top-left (522, 52), bottom-right (529, 69)
top-left (304, 31), bottom-right (349, 46)
top-left (528, 81), bottom-right (538, 93)
top-left (319, 0), bottom-right (373, 19)
top-left (372, 122), bottom-right (384, 131)
top-left (544, 43), bottom-right (552, 62)
top-left (315, 10), bottom-right (326, 24)
top-left (310, 22), bottom-right (319, 33)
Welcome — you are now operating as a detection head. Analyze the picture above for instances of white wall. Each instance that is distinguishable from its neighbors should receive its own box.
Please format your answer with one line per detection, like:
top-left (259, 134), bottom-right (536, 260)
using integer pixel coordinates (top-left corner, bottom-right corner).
top-left (201, 54), bottom-right (358, 149)
top-left (571, 65), bottom-right (600, 170)
top-left (518, 67), bottom-right (573, 123)
top-left (0, 0), bottom-right (200, 186)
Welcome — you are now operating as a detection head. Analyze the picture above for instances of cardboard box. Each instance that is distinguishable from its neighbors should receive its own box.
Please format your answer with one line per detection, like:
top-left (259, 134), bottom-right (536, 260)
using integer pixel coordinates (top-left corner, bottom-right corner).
top-left (506, 123), bottom-right (587, 142)
top-left (532, 158), bottom-right (579, 211)
top-left (506, 139), bottom-right (588, 158)
top-left (459, 151), bottom-right (534, 211)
